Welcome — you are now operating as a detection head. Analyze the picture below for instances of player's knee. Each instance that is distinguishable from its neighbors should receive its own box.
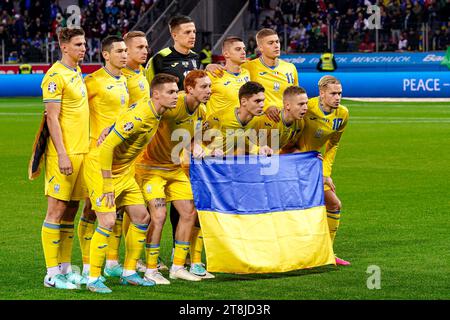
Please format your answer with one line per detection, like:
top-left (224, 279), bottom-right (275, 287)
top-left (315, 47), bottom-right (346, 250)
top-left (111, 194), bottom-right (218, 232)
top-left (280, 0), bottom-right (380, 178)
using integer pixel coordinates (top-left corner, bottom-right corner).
top-left (100, 216), bottom-right (116, 230)
top-left (132, 210), bottom-right (150, 225)
top-left (326, 198), bottom-right (341, 212)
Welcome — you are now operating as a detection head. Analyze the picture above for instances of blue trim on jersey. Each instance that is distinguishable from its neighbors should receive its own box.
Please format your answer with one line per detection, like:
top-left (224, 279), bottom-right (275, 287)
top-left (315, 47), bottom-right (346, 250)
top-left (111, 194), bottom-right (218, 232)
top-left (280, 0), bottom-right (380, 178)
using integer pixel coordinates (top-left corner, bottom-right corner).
top-left (80, 217), bottom-right (95, 224)
top-left (148, 100), bottom-right (161, 120)
top-left (125, 66), bottom-right (140, 74)
top-left (43, 222), bottom-right (60, 229)
top-left (134, 223), bottom-right (148, 231)
top-left (103, 66), bottom-right (121, 80)
top-left (58, 60), bottom-right (77, 72)
top-left (60, 224), bottom-right (74, 229)
top-left (96, 227), bottom-right (111, 237)
top-left (175, 240), bottom-right (190, 245)
top-left (226, 70), bottom-right (241, 77)
top-left (113, 128), bottom-right (125, 141)
top-left (145, 244), bottom-right (160, 248)
top-left (259, 56), bottom-right (279, 70)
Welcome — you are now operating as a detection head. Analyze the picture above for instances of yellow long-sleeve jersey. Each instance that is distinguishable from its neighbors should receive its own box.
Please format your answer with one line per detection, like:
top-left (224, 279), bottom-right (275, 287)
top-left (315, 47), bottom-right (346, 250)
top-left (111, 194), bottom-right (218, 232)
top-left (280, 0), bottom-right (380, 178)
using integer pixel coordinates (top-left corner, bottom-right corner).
top-left (99, 98), bottom-right (161, 177)
top-left (136, 92), bottom-right (206, 170)
top-left (121, 65), bottom-right (149, 105)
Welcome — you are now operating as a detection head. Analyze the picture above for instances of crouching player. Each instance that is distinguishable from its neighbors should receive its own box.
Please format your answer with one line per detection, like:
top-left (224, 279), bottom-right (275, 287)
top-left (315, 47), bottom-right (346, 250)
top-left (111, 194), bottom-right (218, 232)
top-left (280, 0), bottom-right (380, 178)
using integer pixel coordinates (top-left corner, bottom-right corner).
top-left (83, 74), bottom-right (179, 293)
top-left (135, 70), bottom-right (214, 283)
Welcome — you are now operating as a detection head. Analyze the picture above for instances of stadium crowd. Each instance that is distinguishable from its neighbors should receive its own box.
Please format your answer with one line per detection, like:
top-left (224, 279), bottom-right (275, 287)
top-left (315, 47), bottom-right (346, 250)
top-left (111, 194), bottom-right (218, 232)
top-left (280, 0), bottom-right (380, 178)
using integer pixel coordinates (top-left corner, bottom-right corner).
top-left (248, 0), bottom-right (450, 54)
top-left (0, 0), bottom-right (154, 63)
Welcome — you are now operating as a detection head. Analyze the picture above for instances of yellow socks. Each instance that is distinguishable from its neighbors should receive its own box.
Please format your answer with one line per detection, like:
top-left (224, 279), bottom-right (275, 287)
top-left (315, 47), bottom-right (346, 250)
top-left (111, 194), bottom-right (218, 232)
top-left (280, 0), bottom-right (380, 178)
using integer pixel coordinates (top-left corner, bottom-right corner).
top-left (123, 223), bottom-right (148, 271)
top-left (122, 212), bottom-right (131, 238)
top-left (145, 243), bottom-right (160, 270)
top-left (173, 240), bottom-right (190, 266)
top-left (77, 217), bottom-right (96, 266)
top-left (326, 210), bottom-right (341, 245)
top-left (41, 221), bottom-right (61, 270)
top-left (106, 216), bottom-right (123, 262)
top-left (58, 220), bottom-right (75, 271)
top-left (89, 226), bottom-right (112, 278)
top-left (190, 227), bottom-right (203, 265)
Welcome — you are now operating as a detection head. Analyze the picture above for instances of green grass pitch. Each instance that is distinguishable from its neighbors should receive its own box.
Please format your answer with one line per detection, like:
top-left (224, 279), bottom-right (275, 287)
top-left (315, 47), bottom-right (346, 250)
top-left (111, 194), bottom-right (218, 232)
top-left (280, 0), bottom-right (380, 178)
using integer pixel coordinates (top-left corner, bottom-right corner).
top-left (0, 97), bottom-right (448, 300)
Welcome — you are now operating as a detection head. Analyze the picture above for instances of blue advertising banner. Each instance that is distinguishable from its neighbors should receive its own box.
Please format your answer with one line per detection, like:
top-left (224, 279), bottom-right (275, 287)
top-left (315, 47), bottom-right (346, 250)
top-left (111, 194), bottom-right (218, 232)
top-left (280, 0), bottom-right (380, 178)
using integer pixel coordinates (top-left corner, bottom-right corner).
top-left (282, 52), bottom-right (447, 72)
top-left (299, 71), bottom-right (450, 98)
top-left (0, 70), bottom-right (449, 98)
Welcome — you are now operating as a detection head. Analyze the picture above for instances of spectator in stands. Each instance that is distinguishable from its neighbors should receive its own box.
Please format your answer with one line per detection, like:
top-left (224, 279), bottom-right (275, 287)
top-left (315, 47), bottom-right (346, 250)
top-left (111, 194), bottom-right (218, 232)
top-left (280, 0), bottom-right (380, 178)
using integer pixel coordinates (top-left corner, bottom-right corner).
top-left (246, 36), bottom-right (257, 58)
top-left (398, 32), bottom-right (408, 51)
top-left (248, 0), bottom-right (262, 30)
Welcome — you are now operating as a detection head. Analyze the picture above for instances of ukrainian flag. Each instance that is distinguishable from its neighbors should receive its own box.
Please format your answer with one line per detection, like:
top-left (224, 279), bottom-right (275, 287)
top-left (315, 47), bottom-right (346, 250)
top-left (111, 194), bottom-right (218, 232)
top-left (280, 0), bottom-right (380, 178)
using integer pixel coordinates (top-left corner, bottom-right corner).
top-left (190, 151), bottom-right (335, 274)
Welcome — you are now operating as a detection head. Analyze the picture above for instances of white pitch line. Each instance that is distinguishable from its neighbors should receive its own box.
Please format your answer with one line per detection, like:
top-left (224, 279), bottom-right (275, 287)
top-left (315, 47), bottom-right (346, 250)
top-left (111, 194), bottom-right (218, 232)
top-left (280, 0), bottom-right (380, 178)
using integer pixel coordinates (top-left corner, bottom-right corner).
top-left (352, 120), bottom-right (450, 123)
top-left (352, 116), bottom-right (450, 120)
top-left (0, 112), bottom-right (41, 116)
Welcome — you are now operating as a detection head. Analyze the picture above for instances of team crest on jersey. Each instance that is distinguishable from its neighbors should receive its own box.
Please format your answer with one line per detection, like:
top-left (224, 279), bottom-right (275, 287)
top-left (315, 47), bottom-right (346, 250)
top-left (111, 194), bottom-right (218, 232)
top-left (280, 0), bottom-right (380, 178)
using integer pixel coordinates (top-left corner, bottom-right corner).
top-left (146, 185), bottom-right (152, 194)
top-left (138, 81), bottom-right (145, 91)
top-left (48, 82), bottom-right (57, 93)
top-left (120, 94), bottom-right (125, 105)
top-left (192, 59), bottom-right (197, 69)
top-left (314, 129), bottom-right (323, 138)
top-left (123, 122), bottom-right (134, 131)
top-left (96, 197), bottom-right (102, 207)
top-left (80, 86), bottom-right (86, 97)
top-left (273, 82), bottom-right (280, 91)
top-left (54, 184), bottom-right (60, 193)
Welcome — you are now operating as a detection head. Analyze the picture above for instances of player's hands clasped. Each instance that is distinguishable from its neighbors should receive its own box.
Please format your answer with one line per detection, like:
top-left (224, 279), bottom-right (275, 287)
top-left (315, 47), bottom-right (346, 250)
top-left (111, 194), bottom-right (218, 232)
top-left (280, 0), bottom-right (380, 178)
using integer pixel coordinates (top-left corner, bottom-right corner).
top-left (259, 145), bottom-right (274, 156)
top-left (323, 176), bottom-right (336, 193)
top-left (58, 153), bottom-right (73, 175)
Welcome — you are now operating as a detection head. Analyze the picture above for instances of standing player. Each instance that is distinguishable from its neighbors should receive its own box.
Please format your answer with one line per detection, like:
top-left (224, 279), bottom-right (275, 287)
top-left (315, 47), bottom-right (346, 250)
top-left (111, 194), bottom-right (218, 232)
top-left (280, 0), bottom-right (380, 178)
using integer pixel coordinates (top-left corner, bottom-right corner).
top-left (39, 27), bottom-right (89, 289)
top-left (135, 70), bottom-right (213, 283)
top-left (206, 36), bottom-right (250, 119)
top-left (296, 75), bottom-right (350, 266)
top-left (145, 15), bottom-right (199, 91)
top-left (145, 15), bottom-right (215, 270)
top-left (256, 85), bottom-right (308, 153)
top-left (78, 35), bottom-right (129, 281)
top-left (122, 31), bottom-right (150, 105)
top-left (241, 28), bottom-right (298, 122)
top-left (84, 74), bottom-right (179, 293)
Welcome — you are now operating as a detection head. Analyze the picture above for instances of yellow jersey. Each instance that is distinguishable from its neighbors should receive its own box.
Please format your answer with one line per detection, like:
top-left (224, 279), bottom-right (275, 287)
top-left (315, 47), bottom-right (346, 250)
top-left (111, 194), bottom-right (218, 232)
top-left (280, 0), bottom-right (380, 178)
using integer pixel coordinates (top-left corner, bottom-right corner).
top-left (41, 61), bottom-right (89, 156)
top-left (206, 69), bottom-right (250, 118)
top-left (99, 98), bottom-right (161, 177)
top-left (121, 65), bottom-right (150, 105)
top-left (242, 57), bottom-right (298, 111)
top-left (297, 96), bottom-right (349, 177)
top-left (136, 92), bottom-right (206, 170)
top-left (85, 67), bottom-right (129, 149)
top-left (205, 108), bottom-right (262, 155)
top-left (256, 112), bottom-right (304, 152)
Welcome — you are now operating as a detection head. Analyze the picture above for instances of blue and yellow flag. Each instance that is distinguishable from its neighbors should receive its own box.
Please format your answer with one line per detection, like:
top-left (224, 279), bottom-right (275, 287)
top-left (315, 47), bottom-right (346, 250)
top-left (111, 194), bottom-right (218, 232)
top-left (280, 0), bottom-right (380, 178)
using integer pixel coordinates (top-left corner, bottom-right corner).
top-left (190, 152), bottom-right (335, 274)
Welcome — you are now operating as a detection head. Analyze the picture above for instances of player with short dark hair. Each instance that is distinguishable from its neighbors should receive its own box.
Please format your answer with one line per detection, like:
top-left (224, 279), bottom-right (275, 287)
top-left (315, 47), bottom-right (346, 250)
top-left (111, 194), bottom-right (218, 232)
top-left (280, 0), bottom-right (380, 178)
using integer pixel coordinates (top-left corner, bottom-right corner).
top-left (206, 36), bottom-right (250, 119)
top-left (38, 26), bottom-right (89, 289)
top-left (78, 35), bottom-right (129, 283)
top-left (84, 73), bottom-right (179, 293)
